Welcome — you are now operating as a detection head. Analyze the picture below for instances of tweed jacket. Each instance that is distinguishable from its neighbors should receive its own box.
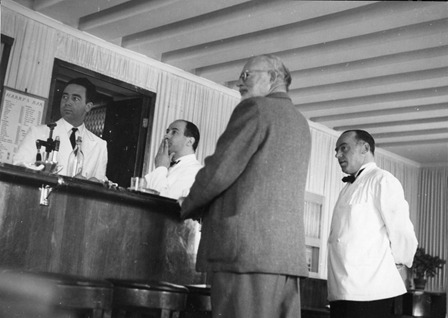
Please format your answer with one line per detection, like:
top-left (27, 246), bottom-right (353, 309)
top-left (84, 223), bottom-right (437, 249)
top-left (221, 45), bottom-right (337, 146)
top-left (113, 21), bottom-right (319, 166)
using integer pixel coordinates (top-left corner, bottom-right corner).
top-left (180, 92), bottom-right (311, 277)
top-left (13, 118), bottom-right (108, 180)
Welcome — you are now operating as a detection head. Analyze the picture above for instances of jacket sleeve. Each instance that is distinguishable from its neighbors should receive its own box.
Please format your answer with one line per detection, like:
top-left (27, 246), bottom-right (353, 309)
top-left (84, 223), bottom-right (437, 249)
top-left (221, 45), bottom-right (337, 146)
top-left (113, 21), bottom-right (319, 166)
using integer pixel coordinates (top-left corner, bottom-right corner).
top-left (378, 174), bottom-right (418, 268)
top-left (180, 99), bottom-right (262, 219)
top-left (145, 167), bottom-right (169, 193)
top-left (94, 140), bottom-right (108, 180)
top-left (87, 137), bottom-right (108, 181)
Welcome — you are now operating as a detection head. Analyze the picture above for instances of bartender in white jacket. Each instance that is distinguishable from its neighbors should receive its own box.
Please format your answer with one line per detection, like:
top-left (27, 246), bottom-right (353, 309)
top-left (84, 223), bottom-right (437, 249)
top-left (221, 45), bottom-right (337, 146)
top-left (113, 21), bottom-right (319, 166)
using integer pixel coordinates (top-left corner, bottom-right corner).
top-left (13, 78), bottom-right (108, 181)
top-left (328, 130), bottom-right (418, 318)
top-left (145, 120), bottom-right (202, 200)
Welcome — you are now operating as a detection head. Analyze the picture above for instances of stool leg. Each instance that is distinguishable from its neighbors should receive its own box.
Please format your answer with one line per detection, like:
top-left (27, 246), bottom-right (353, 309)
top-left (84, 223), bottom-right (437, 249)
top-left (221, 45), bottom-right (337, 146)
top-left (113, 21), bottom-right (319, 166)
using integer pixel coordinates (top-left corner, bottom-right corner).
top-left (92, 308), bottom-right (111, 318)
top-left (111, 309), bottom-right (128, 318)
top-left (161, 308), bottom-right (179, 318)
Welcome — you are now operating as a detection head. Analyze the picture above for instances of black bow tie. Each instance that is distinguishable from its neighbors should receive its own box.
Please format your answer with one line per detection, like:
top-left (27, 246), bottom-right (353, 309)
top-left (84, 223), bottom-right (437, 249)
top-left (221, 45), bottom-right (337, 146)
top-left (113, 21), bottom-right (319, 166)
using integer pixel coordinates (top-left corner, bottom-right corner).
top-left (170, 160), bottom-right (180, 167)
top-left (342, 175), bottom-right (356, 183)
top-left (342, 169), bottom-right (364, 183)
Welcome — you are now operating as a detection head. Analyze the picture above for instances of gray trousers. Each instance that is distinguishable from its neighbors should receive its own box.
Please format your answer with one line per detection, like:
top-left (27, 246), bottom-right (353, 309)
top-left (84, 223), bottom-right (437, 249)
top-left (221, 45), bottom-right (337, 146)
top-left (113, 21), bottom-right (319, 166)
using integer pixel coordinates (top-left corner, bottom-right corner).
top-left (211, 272), bottom-right (301, 318)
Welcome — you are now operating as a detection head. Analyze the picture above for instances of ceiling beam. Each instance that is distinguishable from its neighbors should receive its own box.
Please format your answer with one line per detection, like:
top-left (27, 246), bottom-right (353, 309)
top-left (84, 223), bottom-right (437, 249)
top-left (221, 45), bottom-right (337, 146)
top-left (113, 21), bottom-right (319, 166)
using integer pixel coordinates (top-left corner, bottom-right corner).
top-left (374, 128), bottom-right (448, 139)
top-left (310, 103), bottom-right (448, 125)
top-left (333, 116), bottom-right (448, 132)
top-left (295, 86), bottom-right (448, 116)
top-left (377, 138), bottom-right (448, 148)
top-left (33, 0), bottom-right (65, 11)
top-left (295, 67), bottom-right (448, 104)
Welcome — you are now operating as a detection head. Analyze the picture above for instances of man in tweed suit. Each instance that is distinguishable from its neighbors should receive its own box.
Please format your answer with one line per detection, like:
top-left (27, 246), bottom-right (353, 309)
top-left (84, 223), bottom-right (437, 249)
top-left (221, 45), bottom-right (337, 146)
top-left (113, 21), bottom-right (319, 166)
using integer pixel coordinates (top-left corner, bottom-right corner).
top-left (180, 54), bottom-right (311, 318)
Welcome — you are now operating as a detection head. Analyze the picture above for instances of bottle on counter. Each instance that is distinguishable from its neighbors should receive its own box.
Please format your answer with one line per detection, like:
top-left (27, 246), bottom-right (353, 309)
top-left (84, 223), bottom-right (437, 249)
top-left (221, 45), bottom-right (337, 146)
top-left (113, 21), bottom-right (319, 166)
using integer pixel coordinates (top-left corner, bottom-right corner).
top-left (67, 136), bottom-right (84, 177)
top-left (50, 136), bottom-right (60, 164)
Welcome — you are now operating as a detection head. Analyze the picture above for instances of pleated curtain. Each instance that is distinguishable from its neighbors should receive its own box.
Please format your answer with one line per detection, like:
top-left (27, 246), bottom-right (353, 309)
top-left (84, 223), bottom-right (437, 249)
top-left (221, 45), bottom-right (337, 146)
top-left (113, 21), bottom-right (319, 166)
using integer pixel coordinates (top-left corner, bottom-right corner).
top-left (417, 167), bottom-right (447, 291)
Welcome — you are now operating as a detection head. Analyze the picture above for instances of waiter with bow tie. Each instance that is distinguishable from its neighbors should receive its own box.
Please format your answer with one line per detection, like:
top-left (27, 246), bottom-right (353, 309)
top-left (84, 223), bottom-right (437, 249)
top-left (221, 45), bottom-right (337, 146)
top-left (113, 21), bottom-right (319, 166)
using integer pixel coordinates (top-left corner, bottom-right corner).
top-left (327, 129), bottom-right (418, 318)
top-left (144, 119), bottom-right (202, 199)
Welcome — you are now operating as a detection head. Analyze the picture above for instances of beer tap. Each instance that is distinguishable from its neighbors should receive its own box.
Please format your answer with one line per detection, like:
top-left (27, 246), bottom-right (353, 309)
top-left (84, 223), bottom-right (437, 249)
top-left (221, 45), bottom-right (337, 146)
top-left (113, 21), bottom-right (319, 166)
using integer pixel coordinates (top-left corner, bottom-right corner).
top-left (35, 140), bottom-right (42, 162)
top-left (36, 123), bottom-right (57, 162)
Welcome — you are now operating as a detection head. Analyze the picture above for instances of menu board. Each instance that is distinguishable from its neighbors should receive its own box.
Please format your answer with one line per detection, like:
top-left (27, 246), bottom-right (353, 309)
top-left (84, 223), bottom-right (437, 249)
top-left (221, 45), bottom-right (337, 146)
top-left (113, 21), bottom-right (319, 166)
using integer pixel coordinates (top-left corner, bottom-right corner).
top-left (0, 87), bottom-right (46, 163)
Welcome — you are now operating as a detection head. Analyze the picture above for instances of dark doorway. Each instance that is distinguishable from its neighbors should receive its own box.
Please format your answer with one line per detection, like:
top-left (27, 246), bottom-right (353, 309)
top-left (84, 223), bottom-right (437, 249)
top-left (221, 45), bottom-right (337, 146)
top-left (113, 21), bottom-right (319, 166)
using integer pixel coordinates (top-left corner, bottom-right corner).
top-left (48, 59), bottom-right (155, 187)
top-left (103, 98), bottom-right (150, 187)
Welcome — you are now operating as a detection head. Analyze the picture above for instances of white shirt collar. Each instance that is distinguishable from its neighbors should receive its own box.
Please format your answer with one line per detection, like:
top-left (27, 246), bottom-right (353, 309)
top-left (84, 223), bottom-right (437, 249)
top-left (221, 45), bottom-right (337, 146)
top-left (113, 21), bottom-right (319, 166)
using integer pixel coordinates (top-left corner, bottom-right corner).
top-left (173, 153), bottom-right (196, 163)
top-left (356, 162), bottom-right (376, 177)
top-left (60, 118), bottom-right (85, 136)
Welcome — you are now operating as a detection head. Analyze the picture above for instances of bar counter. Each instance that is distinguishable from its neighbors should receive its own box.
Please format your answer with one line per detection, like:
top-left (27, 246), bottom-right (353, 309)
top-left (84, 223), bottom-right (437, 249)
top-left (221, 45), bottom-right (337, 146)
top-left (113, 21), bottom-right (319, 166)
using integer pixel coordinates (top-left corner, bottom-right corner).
top-left (0, 163), bottom-right (204, 285)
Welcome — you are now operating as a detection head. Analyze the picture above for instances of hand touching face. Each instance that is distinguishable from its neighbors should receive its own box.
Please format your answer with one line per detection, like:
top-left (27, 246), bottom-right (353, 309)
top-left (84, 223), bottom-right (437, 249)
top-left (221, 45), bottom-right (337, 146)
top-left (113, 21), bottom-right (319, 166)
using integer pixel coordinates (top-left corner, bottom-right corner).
top-left (154, 138), bottom-right (173, 168)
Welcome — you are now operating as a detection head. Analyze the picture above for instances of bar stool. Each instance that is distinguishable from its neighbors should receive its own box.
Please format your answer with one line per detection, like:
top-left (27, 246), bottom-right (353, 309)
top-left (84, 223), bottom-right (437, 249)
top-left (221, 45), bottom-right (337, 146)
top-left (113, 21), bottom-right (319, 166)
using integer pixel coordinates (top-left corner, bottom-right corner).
top-left (0, 270), bottom-right (113, 318)
top-left (182, 284), bottom-right (211, 318)
top-left (107, 279), bottom-right (189, 318)
top-left (0, 269), bottom-right (56, 318)
top-left (36, 272), bottom-right (114, 318)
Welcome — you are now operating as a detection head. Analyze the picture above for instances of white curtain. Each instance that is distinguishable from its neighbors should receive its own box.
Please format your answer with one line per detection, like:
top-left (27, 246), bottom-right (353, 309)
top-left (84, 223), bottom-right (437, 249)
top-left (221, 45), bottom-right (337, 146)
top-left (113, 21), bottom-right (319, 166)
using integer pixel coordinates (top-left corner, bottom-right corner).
top-left (1, 6), bottom-right (57, 98)
top-left (418, 167), bottom-right (447, 292)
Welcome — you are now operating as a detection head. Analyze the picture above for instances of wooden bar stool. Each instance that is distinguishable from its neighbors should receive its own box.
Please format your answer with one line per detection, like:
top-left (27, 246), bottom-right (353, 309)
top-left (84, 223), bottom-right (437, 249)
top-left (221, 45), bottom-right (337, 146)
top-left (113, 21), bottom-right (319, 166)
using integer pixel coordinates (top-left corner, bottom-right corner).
top-left (0, 269), bottom-right (57, 318)
top-left (181, 284), bottom-right (211, 318)
top-left (107, 279), bottom-right (189, 318)
top-left (37, 272), bottom-right (114, 318)
top-left (0, 270), bottom-right (113, 318)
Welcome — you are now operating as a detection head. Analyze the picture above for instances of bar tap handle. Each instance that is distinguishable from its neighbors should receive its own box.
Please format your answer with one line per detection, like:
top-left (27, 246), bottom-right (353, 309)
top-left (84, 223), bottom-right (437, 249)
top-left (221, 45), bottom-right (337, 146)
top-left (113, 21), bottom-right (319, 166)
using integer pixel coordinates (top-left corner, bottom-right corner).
top-left (44, 122), bottom-right (57, 159)
top-left (35, 140), bottom-right (42, 162)
top-left (47, 122), bottom-right (57, 142)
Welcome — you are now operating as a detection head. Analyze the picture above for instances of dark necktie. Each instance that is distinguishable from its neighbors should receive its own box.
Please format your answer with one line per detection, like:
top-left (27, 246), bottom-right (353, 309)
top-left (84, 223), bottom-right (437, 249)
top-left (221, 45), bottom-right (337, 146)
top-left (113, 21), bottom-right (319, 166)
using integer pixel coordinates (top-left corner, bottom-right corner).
top-left (170, 160), bottom-right (180, 167)
top-left (342, 168), bottom-right (364, 183)
top-left (70, 128), bottom-right (78, 149)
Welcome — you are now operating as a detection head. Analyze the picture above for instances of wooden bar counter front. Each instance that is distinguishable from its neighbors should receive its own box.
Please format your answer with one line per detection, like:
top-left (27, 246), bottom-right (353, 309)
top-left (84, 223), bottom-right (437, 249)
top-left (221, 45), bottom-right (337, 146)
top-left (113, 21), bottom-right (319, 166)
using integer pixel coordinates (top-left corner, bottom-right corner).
top-left (0, 163), bottom-right (204, 285)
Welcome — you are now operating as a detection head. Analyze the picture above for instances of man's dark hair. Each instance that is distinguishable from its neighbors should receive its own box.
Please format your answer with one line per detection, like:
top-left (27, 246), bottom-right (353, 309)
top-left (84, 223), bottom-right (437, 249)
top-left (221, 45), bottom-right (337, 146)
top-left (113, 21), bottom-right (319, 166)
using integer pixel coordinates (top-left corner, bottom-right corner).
top-left (65, 78), bottom-right (97, 104)
top-left (343, 129), bottom-right (375, 155)
top-left (183, 120), bottom-right (200, 151)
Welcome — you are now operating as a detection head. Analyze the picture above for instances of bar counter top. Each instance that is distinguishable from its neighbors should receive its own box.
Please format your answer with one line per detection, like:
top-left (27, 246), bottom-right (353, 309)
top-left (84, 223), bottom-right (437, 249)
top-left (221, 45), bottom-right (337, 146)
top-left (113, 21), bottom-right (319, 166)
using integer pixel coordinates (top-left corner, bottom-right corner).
top-left (0, 163), bottom-right (203, 285)
top-left (0, 162), bottom-right (180, 215)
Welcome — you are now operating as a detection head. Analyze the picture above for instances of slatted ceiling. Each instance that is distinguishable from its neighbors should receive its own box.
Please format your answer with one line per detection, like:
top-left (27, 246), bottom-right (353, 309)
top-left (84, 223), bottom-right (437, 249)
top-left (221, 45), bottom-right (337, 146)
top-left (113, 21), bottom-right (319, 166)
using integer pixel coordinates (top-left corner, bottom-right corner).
top-left (79, 0), bottom-right (250, 41)
top-left (295, 86), bottom-right (448, 116)
top-left (297, 67), bottom-right (448, 101)
top-left (337, 116), bottom-right (448, 133)
top-left (120, 1), bottom-right (290, 52)
top-left (163, 9), bottom-right (447, 72)
top-left (32, 0), bottom-right (129, 27)
top-left (8, 0), bottom-right (448, 165)
top-left (122, 1), bottom-right (372, 61)
top-left (224, 46), bottom-right (448, 90)
top-left (312, 104), bottom-right (448, 128)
